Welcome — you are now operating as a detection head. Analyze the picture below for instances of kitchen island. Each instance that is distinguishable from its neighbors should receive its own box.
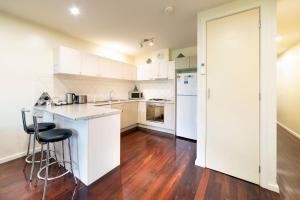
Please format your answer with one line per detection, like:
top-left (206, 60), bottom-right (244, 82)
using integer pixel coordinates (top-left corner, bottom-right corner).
top-left (34, 104), bottom-right (121, 186)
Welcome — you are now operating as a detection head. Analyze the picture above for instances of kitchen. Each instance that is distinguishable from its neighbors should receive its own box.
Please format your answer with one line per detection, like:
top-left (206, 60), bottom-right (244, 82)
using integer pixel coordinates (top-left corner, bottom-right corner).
top-left (0, 1), bottom-right (279, 200)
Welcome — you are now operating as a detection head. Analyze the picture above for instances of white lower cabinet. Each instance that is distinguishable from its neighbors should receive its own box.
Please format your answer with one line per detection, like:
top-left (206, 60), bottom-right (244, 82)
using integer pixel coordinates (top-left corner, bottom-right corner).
top-left (138, 101), bottom-right (175, 132)
top-left (138, 101), bottom-right (147, 124)
top-left (112, 102), bottom-right (138, 129)
top-left (111, 101), bottom-right (175, 133)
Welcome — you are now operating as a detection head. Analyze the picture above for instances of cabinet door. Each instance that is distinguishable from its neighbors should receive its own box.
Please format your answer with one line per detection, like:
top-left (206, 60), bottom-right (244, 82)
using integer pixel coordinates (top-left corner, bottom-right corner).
top-left (157, 61), bottom-right (168, 79)
top-left (98, 57), bottom-right (115, 78)
top-left (123, 102), bottom-right (138, 128)
top-left (81, 53), bottom-right (98, 76)
top-left (54, 46), bottom-right (81, 75)
top-left (117, 62), bottom-right (135, 80)
top-left (163, 103), bottom-right (175, 130)
top-left (175, 57), bottom-right (189, 70)
top-left (137, 64), bottom-right (154, 80)
top-left (189, 56), bottom-right (197, 69)
top-left (138, 101), bottom-right (146, 124)
top-left (168, 61), bottom-right (175, 79)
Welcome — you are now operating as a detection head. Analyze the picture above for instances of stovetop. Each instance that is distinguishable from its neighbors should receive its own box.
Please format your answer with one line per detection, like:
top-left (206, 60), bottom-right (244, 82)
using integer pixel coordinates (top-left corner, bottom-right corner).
top-left (148, 98), bottom-right (170, 102)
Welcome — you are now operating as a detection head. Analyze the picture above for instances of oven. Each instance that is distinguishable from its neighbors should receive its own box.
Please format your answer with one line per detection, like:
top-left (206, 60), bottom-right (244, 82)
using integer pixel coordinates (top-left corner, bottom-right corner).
top-left (146, 102), bottom-right (164, 123)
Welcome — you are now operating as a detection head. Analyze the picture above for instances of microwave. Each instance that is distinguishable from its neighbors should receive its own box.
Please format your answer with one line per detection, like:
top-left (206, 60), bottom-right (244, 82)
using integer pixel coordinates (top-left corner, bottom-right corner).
top-left (129, 91), bottom-right (143, 99)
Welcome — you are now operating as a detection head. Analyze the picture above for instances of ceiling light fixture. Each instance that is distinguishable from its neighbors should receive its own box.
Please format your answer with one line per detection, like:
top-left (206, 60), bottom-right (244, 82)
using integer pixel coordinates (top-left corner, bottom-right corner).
top-left (69, 6), bottom-right (80, 16)
top-left (276, 35), bottom-right (283, 42)
top-left (140, 38), bottom-right (154, 48)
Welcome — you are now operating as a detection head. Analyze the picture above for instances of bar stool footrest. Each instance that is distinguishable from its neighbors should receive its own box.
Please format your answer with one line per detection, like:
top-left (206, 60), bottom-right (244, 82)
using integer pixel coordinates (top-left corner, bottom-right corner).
top-left (37, 161), bottom-right (72, 181)
top-left (25, 150), bottom-right (56, 164)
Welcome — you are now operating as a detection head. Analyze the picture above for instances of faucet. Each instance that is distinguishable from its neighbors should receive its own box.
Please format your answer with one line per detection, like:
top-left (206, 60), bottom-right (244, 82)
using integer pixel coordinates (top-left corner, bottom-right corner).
top-left (109, 90), bottom-right (115, 101)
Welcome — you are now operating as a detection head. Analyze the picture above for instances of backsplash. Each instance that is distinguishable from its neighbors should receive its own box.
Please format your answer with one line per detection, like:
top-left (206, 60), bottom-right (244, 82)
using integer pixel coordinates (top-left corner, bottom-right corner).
top-left (136, 80), bottom-right (175, 100)
top-left (52, 75), bottom-right (175, 102)
top-left (53, 75), bottom-right (135, 102)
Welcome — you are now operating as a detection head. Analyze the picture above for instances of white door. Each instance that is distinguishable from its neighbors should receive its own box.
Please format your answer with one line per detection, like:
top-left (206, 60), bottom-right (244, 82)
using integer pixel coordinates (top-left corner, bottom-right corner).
top-left (206, 8), bottom-right (260, 184)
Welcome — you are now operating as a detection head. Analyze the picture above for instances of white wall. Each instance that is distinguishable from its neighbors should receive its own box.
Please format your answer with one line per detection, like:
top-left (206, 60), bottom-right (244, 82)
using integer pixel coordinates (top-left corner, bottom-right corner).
top-left (277, 42), bottom-right (300, 138)
top-left (0, 12), bottom-right (134, 163)
top-left (196, 0), bottom-right (278, 192)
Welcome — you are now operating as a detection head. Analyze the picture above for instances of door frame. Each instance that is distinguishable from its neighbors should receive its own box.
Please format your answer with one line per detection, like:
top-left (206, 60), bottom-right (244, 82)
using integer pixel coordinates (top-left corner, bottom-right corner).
top-left (195, 0), bottom-right (278, 193)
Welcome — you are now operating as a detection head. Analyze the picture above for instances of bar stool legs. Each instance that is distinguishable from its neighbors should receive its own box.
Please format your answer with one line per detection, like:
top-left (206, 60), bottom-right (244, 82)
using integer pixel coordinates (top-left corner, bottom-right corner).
top-left (29, 136), bottom-right (36, 181)
top-left (38, 139), bottom-right (77, 200)
top-left (42, 143), bottom-right (50, 200)
top-left (26, 134), bottom-right (32, 158)
top-left (62, 141), bottom-right (66, 168)
top-left (68, 138), bottom-right (77, 185)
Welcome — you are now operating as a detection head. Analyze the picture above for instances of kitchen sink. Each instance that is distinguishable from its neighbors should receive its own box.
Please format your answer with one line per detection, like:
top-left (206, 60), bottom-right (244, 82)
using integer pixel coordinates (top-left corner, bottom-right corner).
top-left (93, 99), bottom-right (130, 106)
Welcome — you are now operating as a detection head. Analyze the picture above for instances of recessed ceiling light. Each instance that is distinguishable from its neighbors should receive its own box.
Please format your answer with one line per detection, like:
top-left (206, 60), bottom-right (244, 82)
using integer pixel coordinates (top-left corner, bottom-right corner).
top-left (69, 6), bottom-right (80, 16)
top-left (276, 35), bottom-right (283, 42)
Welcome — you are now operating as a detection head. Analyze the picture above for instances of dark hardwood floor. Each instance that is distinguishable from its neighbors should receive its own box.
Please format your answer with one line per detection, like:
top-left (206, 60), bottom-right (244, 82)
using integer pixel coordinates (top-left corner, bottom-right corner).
top-left (0, 129), bottom-right (280, 200)
top-left (277, 125), bottom-right (300, 200)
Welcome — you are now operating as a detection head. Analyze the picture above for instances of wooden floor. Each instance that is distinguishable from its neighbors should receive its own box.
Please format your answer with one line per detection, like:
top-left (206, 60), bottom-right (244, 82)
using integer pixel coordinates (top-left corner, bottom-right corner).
top-left (277, 125), bottom-right (300, 200)
top-left (0, 129), bottom-right (280, 200)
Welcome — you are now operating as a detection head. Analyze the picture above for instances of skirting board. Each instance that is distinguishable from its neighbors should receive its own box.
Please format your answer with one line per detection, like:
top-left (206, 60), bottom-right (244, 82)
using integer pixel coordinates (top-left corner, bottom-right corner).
top-left (195, 158), bottom-right (205, 168)
top-left (277, 121), bottom-right (300, 140)
top-left (0, 147), bottom-right (41, 165)
top-left (138, 124), bottom-right (175, 135)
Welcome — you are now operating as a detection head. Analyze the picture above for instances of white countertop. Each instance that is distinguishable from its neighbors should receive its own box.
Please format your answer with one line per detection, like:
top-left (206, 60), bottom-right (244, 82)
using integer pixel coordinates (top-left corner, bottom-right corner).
top-left (34, 104), bottom-right (121, 120)
top-left (92, 99), bottom-right (175, 106)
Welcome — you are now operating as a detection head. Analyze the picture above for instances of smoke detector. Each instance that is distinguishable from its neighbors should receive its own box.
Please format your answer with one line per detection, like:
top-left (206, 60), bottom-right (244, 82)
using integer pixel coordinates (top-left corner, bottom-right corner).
top-left (164, 6), bottom-right (174, 14)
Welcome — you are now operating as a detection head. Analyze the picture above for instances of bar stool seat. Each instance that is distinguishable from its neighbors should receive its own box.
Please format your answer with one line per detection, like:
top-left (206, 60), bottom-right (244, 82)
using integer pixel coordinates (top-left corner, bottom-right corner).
top-left (38, 129), bottom-right (72, 143)
top-left (26, 123), bottom-right (56, 133)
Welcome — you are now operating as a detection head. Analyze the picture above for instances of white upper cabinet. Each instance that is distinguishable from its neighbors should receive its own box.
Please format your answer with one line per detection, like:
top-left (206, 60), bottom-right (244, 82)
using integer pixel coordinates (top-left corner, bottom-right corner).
top-left (168, 61), bottom-right (175, 79)
top-left (137, 63), bottom-right (153, 81)
top-left (54, 46), bottom-right (81, 75)
top-left (53, 46), bottom-right (135, 80)
top-left (156, 61), bottom-right (168, 79)
top-left (189, 56), bottom-right (197, 69)
top-left (136, 60), bottom-right (174, 81)
top-left (175, 56), bottom-right (197, 70)
top-left (175, 57), bottom-right (189, 70)
top-left (81, 53), bottom-right (98, 76)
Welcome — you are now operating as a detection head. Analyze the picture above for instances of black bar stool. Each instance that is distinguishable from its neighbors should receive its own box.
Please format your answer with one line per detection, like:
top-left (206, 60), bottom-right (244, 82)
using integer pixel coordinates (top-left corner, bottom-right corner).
top-left (33, 115), bottom-right (77, 200)
top-left (21, 109), bottom-right (56, 181)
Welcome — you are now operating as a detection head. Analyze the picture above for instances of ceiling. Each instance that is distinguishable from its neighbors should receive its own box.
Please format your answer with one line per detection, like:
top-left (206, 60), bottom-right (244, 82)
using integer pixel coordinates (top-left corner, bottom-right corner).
top-left (0, 0), bottom-right (232, 56)
top-left (278, 0), bottom-right (300, 55)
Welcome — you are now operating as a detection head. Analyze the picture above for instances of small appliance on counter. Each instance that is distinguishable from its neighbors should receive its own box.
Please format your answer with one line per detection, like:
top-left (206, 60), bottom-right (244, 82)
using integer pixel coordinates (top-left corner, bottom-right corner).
top-left (75, 95), bottom-right (87, 104)
top-left (65, 93), bottom-right (76, 104)
top-left (129, 85), bottom-right (143, 99)
top-left (65, 93), bottom-right (87, 104)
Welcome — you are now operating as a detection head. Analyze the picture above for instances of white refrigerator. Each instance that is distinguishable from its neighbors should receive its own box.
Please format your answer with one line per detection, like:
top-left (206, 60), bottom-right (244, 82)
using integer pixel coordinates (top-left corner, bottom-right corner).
top-left (176, 72), bottom-right (197, 140)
